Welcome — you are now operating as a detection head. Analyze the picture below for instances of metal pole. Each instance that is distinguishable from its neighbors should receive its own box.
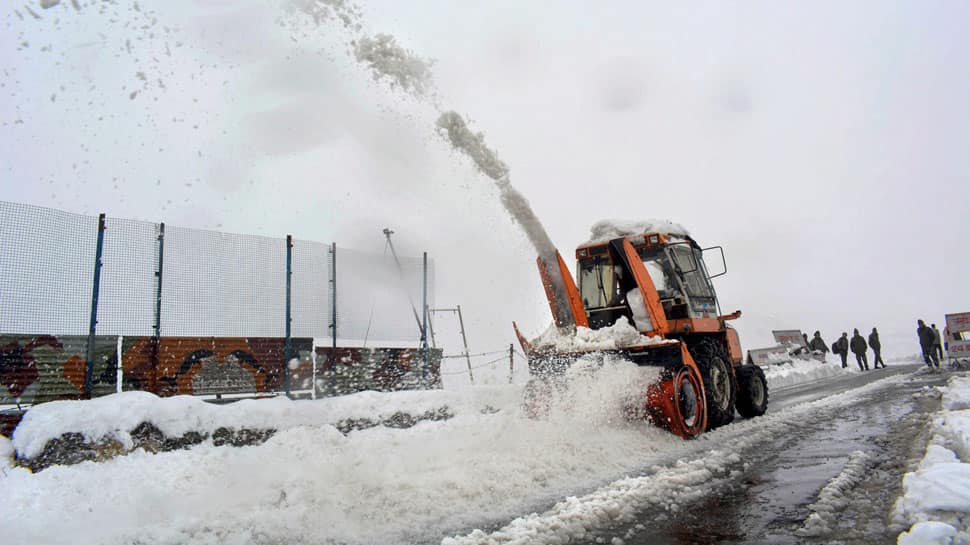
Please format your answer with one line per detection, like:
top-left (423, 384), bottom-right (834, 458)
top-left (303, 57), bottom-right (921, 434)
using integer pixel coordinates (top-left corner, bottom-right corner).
top-left (383, 228), bottom-right (424, 336)
top-left (284, 235), bottom-right (293, 398)
top-left (456, 305), bottom-right (473, 385)
top-left (421, 252), bottom-right (428, 382)
top-left (329, 242), bottom-right (337, 392)
top-left (151, 222), bottom-right (165, 394)
top-left (330, 242), bottom-right (337, 351)
top-left (509, 344), bottom-right (514, 384)
top-left (85, 213), bottom-right (106, 398)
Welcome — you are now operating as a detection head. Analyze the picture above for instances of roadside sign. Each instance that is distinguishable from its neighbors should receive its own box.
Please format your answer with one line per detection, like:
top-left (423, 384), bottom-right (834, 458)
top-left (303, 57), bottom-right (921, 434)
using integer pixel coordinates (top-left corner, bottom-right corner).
top-left (748, 346), bottom-right (792, 366)
top-left (772, 330), bottom-right (807, 348)
top-left (945, 312), bottom-right (970, 359)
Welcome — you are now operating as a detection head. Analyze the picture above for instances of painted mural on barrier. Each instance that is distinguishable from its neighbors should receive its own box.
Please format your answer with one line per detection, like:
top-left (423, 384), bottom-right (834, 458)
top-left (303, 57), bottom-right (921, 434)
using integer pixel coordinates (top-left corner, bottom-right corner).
top-left (2, 334), bottom-right (438, 405)
top-left (0, 335), bottom-right (117, 405)
top-left (120, 337), bottom-right (315, 396)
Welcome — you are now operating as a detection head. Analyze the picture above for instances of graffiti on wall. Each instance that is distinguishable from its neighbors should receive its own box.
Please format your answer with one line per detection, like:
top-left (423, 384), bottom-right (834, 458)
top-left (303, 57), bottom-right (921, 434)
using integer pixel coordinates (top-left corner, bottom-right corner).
top-left (0, 335), bottom-right (116, 405)
top-left (1, 334), bottom-right (438, 405)
top-left (120, 337), bottom-right (314, 396)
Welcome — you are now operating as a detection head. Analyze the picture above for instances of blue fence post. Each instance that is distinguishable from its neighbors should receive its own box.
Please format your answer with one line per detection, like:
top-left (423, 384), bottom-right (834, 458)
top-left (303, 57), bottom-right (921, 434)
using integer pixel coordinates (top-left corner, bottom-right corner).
top-left (284, 235), bottom-right (293, 398)
top-left (150, 222), bottom-right (165, 394)
top-left (85, 213), bottom-right (106, 398)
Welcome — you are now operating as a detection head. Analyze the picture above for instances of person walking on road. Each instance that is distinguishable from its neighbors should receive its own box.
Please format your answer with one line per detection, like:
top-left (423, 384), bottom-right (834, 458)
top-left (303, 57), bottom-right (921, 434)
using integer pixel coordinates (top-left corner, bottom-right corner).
top-left (850, 328), bottom-right (869, 371)
top-left (918, 319), bottom-right (940, 370)
top-left (869, 327), bottom-right (886, 369)
top-left (809, 331), bottom-right (830, 355)
top-left (833, 332), bottom-right (849, 369)
top-left (932, 323), bottom-right (944, 361)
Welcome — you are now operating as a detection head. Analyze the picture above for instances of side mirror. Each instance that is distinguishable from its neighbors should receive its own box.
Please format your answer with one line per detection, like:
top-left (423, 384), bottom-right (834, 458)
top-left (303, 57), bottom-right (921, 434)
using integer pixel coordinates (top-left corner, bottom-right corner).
top-left (702, 246), bottom-right (727, 278)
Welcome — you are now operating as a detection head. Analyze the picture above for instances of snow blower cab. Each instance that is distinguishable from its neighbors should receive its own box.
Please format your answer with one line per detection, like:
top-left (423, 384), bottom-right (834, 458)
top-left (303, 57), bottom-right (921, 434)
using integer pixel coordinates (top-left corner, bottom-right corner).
top-left (516, 221), bottom-right (768, 438)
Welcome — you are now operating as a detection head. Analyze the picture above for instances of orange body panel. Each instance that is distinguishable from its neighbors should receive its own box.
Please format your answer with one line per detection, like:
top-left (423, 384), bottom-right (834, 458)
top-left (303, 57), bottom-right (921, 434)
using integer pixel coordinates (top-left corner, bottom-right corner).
top-left (621, 239), bottom-right (668, 337)
top-left (667, 317), bottom-right (722, 335)
top-left (724, 327), bottom-right (743, 364)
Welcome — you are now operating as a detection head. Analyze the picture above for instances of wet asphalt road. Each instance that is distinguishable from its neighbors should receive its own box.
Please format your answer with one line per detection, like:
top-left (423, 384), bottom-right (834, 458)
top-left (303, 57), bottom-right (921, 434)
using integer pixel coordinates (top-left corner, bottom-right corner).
top-left (586, 363), bottom-right (953, 545)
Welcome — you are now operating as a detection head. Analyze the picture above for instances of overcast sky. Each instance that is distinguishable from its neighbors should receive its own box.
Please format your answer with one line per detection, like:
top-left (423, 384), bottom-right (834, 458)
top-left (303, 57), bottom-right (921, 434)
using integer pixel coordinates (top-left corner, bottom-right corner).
top-left (2, 1), bottom-right (968, 377)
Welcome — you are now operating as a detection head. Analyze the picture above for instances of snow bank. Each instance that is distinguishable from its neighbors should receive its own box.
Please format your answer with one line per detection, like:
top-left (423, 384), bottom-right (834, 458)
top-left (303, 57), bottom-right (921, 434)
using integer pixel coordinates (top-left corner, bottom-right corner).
top-left (893, 375), bottom-right (970, 543)
top-left (12, 386), bottom-right (521, 460)
top-left (0, 359), bottom-right (688, 545)
top-left (532, 317), bottom-right (673, 352)
top-left (0, 364), bottom-right (914, 545)
top-left (584, 219), bottom-right (690, 246)
top-left (762, 357), bottom-right (856, 391)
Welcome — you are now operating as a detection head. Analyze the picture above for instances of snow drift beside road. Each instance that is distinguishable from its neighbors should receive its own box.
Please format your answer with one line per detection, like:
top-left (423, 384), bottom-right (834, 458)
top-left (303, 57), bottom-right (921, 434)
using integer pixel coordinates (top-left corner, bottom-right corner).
top-left (0, 358), bottom-right (682, 545)
top-left (762, 357), bottom-right (856, 390)
top-left (11, 387), bottom-right (520, 459)
top-left (894, 374), bottom-right (970, 544)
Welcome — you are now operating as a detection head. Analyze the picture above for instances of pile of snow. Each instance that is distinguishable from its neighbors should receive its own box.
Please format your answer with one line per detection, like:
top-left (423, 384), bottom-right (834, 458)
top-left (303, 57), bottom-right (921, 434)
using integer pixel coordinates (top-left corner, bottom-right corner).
top-left (894, 374), bottom-right (970, 543)
top-left (532, 317), bottom-right (673, 352)
top-left (0, 362), bottom-right (914, 545)
top-left (12, 387), bottom-right (521, 460)
top-left (584, 219), bottom-right (691, 246)
top-left (1, 360), bottom-right (687, 545)
top-left (762, 357), bottom-right (856, 390)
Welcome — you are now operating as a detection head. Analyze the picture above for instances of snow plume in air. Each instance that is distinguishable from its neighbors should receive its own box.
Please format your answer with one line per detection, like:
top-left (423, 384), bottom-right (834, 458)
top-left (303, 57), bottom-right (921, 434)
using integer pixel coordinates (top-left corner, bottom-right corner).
top-left (435, 111), bottom-right (575, 326)
top-left (435, 111), bottom-right (556, 263)
top-left (285, 0), bottom-right (363, 30)
top-left (353, 34), bottom-right (433, 96)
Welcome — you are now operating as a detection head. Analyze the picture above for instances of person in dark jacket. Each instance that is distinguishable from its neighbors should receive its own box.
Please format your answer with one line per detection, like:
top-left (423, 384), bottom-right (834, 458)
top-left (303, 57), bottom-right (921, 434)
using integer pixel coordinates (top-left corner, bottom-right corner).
top-left (918, 319), bottom-right (940, 369)
top-left (869, 327), bottom-right (886, 369)
top-left (932, 324), bottom-right (944, 360)
top-left (808, 331), bottom-right (829, 355)
top-left (833, 332), bottom-right (849, 369)
top-left (850, 328), bottom-right (869, 371)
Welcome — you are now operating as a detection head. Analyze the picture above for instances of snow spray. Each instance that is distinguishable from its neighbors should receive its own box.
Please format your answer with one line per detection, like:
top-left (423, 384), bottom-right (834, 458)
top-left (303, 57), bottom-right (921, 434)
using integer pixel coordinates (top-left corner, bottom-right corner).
top-left (287, 2), bottom-right (576, 328)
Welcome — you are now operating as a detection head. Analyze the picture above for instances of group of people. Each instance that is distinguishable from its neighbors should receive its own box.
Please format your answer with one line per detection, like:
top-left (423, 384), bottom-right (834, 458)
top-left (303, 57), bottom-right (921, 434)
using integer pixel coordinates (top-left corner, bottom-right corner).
top-left (806, 329), bottom-right (886, 371)
top-left (804, 321), bottom-right (949, 372)
top-left (916, 319), bottom-right (946, 370)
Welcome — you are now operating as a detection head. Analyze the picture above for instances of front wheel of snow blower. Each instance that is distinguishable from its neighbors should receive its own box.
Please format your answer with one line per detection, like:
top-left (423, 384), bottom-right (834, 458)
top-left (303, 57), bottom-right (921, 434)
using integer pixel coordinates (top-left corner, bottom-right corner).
top-left (646, 365), bottom-right (707, 438)
top-left (735, 365), bottom-right (768, 418)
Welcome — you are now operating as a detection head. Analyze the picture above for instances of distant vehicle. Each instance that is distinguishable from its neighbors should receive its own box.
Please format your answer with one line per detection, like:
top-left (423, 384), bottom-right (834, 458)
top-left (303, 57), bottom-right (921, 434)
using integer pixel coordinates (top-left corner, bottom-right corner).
top-left (516, 222), bottom-right (767, 439)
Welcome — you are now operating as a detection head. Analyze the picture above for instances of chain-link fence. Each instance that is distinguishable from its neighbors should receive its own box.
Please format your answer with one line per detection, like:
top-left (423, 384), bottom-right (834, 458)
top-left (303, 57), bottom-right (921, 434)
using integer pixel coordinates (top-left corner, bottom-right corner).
top-left (0, 201), bottom-right (438, 405)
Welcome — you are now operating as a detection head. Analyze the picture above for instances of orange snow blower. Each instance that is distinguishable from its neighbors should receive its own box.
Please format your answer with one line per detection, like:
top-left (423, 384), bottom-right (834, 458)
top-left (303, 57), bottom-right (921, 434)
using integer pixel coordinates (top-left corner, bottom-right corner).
top-left (515, 223), bottom-right (768, 438)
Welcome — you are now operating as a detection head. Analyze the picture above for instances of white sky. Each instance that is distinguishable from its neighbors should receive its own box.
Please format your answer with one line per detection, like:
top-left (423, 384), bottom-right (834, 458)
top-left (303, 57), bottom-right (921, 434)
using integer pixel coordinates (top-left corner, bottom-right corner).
top-left (2, 1), bottom-right (968, 372)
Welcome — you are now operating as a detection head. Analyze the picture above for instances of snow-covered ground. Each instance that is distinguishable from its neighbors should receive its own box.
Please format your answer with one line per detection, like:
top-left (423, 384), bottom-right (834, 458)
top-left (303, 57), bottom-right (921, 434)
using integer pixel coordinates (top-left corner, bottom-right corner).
top-left (0, 354), bottom-right (924, 545)
top-left (894, 374), bottom-right (970, 544)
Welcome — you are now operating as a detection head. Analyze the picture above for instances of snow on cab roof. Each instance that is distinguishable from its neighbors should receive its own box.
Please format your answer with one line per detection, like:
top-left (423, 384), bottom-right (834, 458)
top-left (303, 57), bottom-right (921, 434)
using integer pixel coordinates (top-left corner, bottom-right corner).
top-left (582, 219), bottom-right (691, 246)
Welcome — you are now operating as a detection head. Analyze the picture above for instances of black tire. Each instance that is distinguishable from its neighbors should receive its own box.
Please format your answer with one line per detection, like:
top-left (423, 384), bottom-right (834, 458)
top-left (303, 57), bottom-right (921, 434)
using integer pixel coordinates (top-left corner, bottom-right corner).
top-left (687, 338), bottom-right (737, 430)
top-left (736, 365), bottom-right (768, 418)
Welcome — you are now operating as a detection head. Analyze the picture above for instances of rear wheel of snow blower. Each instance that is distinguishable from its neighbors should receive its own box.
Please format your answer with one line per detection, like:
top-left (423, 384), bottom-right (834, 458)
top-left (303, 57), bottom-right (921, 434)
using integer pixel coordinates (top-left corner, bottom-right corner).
top-left (735, 365), bottom-right (768, 418)
top-left (688, 339), bottom-right (737, 430)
